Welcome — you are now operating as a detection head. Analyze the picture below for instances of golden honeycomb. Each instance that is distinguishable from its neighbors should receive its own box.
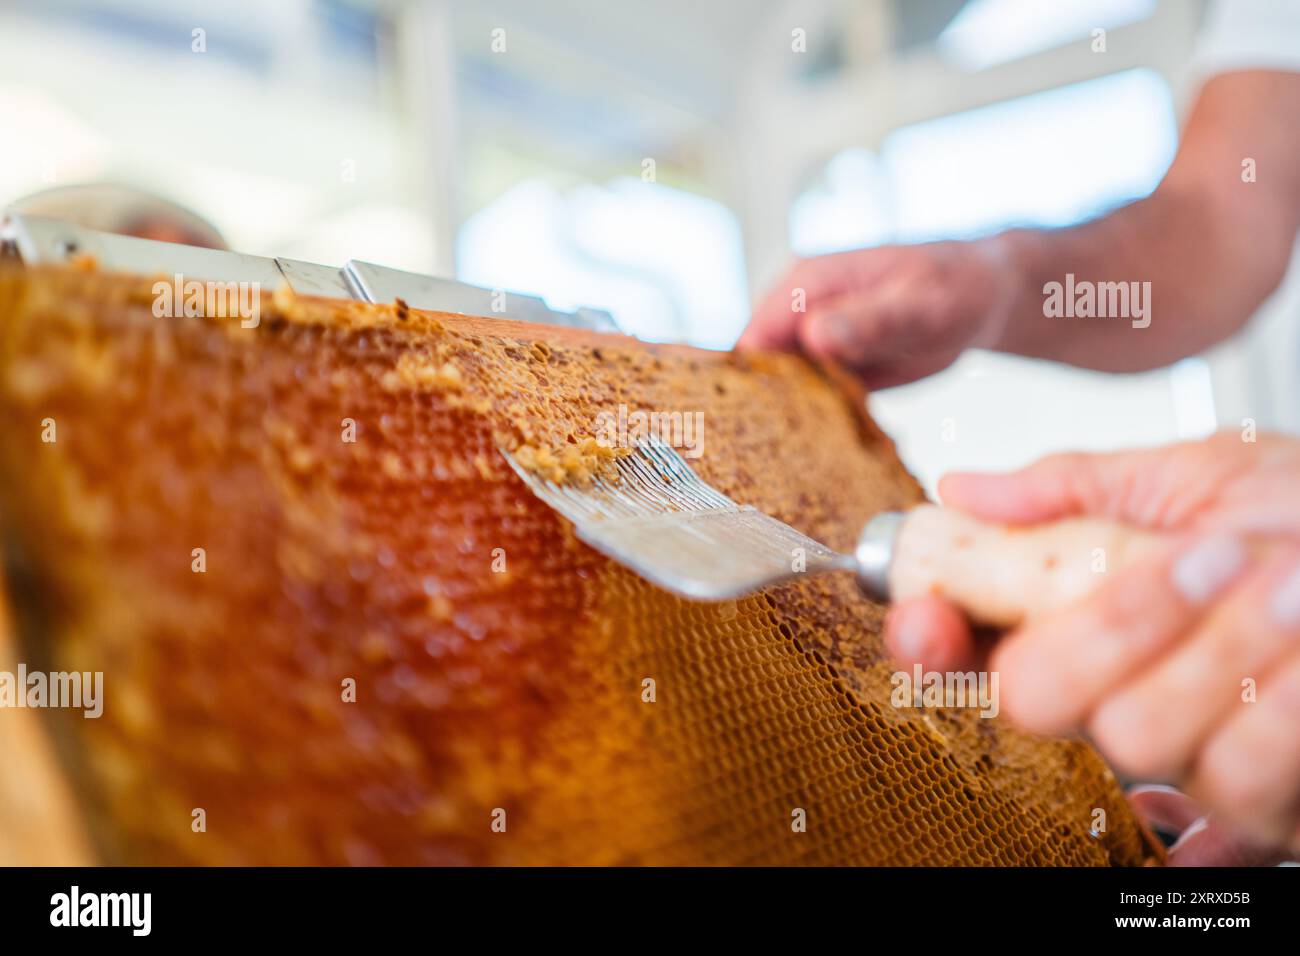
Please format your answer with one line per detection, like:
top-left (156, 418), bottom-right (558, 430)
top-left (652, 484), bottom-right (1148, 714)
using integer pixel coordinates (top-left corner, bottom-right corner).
top-left (0, 265), bottom-right (1162, 865)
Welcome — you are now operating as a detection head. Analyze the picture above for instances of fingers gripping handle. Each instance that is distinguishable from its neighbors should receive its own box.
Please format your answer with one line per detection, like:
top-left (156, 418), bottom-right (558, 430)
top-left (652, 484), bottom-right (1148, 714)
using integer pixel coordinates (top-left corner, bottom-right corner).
top-left (856, 504), bottom-right (1162, 629)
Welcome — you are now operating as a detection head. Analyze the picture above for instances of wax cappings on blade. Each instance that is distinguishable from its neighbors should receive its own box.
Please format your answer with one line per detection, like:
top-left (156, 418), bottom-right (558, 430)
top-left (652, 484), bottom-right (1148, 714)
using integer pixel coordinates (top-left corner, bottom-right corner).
top-left (504, 436), bottom-right (852, 600)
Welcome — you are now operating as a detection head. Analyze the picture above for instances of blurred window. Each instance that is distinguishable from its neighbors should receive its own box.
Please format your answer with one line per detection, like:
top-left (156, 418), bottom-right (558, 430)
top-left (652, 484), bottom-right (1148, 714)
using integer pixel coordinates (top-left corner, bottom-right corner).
top-left (0, 0), bottom-right (399, 260)
top-left (457, 177), bottom-right (749, 349)
top-left (938, 0), bottom-right (1157, 71)
top-left (789, 148), bottom-right (890, 256)
top-left (793, 68), bottom-right (1177, 253)
top-left (884, 68), bottom-right (1177, 240)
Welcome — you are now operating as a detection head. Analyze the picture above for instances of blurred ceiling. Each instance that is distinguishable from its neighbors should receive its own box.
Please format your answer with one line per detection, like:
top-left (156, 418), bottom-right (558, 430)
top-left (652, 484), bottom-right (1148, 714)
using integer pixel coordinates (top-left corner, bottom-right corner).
top-left (454, 0), bottom-right (784, 119)
top-left (10, 0), bottom-right (975, 145)
top-left (3, 0), bottom-right (984, 180)
top-left (449, 0), bottom-right (969, 163)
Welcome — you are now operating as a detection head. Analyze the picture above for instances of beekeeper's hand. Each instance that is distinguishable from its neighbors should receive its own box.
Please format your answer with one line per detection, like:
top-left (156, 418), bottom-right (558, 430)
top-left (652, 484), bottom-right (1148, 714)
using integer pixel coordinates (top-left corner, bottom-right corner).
top-left (739, 73), bottom-right (1300, 388)
top-left (739, 241), bottom-right (1016, 389)
top-left (1127, 785), bottom-right (1299, 866)
top-left (885, 431), bottom-right (1300, 856)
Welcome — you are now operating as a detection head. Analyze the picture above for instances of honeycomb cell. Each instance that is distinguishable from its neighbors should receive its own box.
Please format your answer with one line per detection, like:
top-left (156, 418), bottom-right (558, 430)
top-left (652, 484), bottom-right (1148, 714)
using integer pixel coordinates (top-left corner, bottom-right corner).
top-left (0, 265), bottom-right (1162, 866)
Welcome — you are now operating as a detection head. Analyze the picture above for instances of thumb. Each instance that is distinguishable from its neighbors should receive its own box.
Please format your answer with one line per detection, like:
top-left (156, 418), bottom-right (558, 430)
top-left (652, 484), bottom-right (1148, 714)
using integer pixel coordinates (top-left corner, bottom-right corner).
top-left (1127, 786), bottom-right (1297, 866)
top-left (1126, 784), bottom-right (1204, 835)
top-left (798, 297), bottom-right (889, 368)
top-left (797, 288), bottom-right (939, 385)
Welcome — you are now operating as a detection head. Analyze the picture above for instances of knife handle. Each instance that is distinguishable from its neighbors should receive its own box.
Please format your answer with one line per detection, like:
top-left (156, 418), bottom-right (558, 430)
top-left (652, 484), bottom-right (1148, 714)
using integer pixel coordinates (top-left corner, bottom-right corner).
top-left (857, 504), bottom-right (1164, 629)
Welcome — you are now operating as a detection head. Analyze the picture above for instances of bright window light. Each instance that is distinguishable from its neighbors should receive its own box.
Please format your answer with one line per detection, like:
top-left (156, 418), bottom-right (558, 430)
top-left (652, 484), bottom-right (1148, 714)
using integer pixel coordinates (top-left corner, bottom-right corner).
top-left (884, 68), bottom-right (1177, 241)
top-left (789, 70), bottom-right (1177, 249)
top-left (938, 0), bottom-right (1156, 71)
top-left (278, 203), bottom-right (438, 275)
top-left (0, 87), bottom-right (111, 200)
top-left (457, 177), bottom-right (748, 349)
top-left (790, 148), bottom-right (890, 256)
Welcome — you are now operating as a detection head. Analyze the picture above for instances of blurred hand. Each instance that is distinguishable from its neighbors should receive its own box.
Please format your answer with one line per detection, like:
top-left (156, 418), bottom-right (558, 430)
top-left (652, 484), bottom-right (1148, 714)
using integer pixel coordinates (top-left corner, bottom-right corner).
top-left (885, 431), bottom-right (1300, 856)
top-left (1127, 785), bottom-right (1298, 866)
top-left (739, 240), bottom-right (1017, 388)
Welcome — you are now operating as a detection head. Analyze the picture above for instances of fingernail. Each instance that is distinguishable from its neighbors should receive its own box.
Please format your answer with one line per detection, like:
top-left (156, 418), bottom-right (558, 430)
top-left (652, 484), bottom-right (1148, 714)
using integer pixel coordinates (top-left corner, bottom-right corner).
top-left (1171, 535), bottom-right (1246, 605)
top-left (1270, 561), bottom-right (1300, 628)
top-left (1168, 815), bottom-right (1210, 853)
